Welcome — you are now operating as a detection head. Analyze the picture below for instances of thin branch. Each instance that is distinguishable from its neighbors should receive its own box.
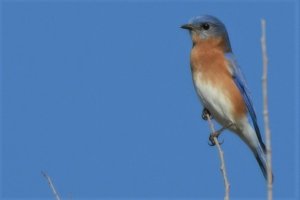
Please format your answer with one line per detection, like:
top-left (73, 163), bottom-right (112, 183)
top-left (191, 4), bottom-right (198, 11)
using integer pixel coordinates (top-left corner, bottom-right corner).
top-left (41, 171), bottom-right (62, 200)
top-left (206, 115), bottom-right (230, 200)
top-left (261, 19), bottom-right (273, 200)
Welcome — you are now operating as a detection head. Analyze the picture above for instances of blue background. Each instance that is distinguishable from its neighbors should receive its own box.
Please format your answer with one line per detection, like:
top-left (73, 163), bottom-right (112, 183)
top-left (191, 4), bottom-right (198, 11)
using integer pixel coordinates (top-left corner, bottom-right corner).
top-left (1, 0), bottom-right (299, 199)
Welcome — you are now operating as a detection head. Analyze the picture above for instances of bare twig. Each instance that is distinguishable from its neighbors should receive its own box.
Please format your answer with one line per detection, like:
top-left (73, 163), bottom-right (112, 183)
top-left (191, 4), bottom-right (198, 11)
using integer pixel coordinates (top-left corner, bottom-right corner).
top-left (206, 115), bottom-right (230, 200)
top-left (261, 19), bottom-right (273, 200)
top-left (41, 171), bottom-right (62, 200)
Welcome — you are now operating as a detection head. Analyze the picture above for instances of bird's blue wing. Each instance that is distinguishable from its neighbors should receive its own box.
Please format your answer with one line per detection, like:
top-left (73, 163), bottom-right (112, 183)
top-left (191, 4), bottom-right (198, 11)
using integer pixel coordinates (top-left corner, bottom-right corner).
top-left (225, 53), bottom-right (266, 152)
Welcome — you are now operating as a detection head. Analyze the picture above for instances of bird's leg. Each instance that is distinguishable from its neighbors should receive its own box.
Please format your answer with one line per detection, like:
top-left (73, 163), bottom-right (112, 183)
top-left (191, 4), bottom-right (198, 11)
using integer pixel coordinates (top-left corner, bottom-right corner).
top-left (208, 122), bottom-right (234, 146)
top-left (202, 108), bottom-right (213, 120)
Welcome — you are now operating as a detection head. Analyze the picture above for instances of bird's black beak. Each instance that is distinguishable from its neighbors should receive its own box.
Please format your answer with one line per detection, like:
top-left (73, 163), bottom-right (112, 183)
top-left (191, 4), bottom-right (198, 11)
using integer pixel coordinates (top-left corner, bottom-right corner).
top-left (181, 24), bottom-right (194, 30)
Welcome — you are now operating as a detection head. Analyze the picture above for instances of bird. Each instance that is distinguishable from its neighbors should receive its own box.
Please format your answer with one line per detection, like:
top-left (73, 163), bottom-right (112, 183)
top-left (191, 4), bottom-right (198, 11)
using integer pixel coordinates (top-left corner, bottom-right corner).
top-left (181, 15), bottom-right (272, 180)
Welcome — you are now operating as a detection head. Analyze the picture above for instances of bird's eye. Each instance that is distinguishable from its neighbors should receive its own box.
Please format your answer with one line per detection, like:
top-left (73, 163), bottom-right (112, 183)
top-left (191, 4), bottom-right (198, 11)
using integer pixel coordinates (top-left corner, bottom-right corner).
top-left (202, 23), bottom-right (210, 30)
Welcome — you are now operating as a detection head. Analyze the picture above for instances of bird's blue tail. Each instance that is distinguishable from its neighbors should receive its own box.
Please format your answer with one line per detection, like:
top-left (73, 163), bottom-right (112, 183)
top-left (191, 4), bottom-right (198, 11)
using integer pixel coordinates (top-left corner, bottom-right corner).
top-left (254, 143), bottom-right (268, 180)
top-left (241, 124), bottom-right (273, 181)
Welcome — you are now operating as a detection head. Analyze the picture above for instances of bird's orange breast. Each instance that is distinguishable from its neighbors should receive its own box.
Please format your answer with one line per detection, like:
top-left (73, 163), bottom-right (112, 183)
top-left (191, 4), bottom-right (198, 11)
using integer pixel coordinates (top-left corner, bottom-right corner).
top-left (190, 37), bottom-right (247, 118)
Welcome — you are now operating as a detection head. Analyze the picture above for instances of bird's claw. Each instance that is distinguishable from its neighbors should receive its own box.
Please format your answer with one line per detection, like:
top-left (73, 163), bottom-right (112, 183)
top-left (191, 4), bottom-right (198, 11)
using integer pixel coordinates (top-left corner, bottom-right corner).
top-left (208, 132), bottom-right (224, 146)
top-left (202, 108), bottom-right (212, 120)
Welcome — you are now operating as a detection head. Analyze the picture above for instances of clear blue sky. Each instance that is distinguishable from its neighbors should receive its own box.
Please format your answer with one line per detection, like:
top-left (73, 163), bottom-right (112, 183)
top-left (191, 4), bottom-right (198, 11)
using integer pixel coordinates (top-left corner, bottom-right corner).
top-left (1, 0), bottom-right (299, 199)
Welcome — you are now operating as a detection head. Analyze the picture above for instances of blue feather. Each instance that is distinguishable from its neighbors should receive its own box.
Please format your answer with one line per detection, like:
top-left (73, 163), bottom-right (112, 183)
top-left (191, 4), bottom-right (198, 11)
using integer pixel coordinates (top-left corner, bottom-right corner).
top-left (225, 53), bottom-right (266, 152)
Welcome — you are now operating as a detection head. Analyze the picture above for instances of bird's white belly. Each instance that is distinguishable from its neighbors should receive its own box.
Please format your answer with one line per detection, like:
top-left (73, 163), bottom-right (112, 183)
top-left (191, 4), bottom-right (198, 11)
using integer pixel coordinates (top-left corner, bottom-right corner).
top-left (193, 73), bottom-right (234, 126)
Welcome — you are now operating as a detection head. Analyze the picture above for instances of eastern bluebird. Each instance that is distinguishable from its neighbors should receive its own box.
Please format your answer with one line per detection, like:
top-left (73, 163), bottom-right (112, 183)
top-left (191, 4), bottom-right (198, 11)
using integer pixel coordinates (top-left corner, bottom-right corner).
top-left (181, 15), bottom-right (272, 180)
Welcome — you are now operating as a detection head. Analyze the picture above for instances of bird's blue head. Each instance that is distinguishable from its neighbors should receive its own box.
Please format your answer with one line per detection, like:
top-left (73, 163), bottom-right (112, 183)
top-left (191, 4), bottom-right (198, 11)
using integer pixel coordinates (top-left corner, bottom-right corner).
top-left (181, 15), bottom-right (231, 51)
